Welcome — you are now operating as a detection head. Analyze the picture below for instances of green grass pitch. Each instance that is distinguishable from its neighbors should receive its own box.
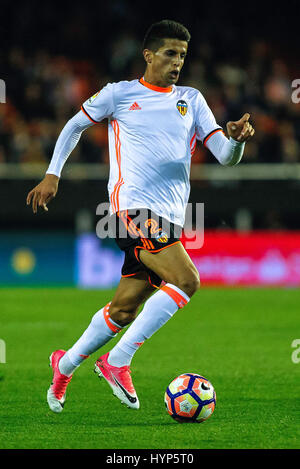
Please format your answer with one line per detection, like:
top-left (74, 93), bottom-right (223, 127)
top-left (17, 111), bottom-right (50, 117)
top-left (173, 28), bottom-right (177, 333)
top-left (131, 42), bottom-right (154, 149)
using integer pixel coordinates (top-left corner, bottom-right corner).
top-left (0, 287), bottom-right (299, 449)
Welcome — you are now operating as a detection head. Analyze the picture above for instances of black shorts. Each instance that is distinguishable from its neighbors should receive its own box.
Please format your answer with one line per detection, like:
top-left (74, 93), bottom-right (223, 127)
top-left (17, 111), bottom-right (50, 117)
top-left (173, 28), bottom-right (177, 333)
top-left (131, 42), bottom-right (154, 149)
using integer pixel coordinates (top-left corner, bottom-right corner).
top-left (111, 208), bottom-right (182, 288)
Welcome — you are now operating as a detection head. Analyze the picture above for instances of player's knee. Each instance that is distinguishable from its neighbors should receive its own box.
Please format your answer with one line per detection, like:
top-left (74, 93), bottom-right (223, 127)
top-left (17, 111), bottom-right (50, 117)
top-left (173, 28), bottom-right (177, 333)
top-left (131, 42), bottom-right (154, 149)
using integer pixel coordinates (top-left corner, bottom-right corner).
top-left (171, 269), bottom-right (200, 298)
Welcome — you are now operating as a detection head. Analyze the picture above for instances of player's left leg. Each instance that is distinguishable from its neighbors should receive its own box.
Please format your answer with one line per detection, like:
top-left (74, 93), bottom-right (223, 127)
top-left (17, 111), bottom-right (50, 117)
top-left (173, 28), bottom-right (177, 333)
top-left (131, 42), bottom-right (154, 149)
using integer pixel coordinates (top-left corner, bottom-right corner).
top-left (106, 242), bottom-right (199, 375)
top-left (96, 210), bottom-right (201, 410)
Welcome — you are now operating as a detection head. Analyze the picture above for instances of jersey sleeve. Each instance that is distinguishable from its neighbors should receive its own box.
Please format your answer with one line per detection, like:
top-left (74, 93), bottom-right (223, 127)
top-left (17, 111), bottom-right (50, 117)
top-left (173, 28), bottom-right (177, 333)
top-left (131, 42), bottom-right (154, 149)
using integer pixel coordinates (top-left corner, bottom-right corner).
top-left (81, 82), bottom-right (115, 123)
top-left (194, 91), bottom-right (224, 146)
top-left (46, 110), bottom-right (93, 177)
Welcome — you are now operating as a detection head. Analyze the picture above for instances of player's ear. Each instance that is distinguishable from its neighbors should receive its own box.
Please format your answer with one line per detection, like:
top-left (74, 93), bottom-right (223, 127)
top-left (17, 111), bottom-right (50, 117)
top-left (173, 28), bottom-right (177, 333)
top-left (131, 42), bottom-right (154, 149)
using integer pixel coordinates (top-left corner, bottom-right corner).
top-left (143, 49), bottom-right (153, 65)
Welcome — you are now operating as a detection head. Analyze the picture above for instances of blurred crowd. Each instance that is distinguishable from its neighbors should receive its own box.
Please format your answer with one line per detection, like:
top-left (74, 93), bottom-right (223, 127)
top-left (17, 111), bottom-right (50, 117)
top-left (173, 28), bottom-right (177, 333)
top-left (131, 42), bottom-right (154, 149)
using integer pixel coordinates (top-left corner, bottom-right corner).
top-left (1, 2), bottom-right (299, 167)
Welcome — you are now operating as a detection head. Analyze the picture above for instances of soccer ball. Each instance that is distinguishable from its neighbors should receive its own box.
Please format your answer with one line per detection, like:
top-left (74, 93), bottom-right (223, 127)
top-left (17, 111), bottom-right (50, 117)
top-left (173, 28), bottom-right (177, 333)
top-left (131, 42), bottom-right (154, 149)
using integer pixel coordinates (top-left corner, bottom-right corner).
top-left (164, 373), bottom-right (216, 423)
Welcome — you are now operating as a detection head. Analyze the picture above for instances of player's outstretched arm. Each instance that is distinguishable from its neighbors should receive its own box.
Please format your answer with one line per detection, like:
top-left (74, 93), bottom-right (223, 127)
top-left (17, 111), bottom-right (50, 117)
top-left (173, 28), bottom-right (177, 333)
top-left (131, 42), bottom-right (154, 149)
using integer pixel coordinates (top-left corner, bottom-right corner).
top-left (26, 110), bottom-right (94, 213)
top-left (26, 173), bottom-right (59, 214)
top-left (26, 84), bottom-right (114, 214)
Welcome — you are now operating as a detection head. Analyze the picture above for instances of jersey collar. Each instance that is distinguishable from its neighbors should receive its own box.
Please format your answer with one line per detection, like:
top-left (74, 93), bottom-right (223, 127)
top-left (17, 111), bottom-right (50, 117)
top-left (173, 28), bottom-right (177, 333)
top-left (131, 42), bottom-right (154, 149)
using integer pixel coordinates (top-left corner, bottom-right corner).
top-left (139, 77), bottom-right (173, 93)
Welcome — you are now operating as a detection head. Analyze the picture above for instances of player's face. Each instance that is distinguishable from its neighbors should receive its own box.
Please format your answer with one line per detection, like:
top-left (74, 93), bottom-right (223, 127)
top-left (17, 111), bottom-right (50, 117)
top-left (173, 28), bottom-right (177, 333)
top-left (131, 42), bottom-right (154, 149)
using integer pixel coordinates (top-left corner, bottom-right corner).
top-left (144, 38), bottom-right (188, 87)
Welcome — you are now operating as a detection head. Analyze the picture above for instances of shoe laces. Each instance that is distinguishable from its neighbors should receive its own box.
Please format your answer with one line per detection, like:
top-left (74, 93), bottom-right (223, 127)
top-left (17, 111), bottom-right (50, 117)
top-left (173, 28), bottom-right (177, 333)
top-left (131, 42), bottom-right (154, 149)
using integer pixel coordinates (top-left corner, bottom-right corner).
top-left (117, 366), bottom-right (135, 391)
top-left (53, 372), bottom-right (72, 400)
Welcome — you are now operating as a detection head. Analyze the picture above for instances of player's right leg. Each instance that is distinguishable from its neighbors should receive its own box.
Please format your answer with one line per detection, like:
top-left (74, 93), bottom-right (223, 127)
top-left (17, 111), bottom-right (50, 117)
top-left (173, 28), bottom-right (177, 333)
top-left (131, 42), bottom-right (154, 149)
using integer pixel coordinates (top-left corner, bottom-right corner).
top-left (47, 272), bottom-right (155, 413)
top-left (94, 272), bottom-right (156, 409)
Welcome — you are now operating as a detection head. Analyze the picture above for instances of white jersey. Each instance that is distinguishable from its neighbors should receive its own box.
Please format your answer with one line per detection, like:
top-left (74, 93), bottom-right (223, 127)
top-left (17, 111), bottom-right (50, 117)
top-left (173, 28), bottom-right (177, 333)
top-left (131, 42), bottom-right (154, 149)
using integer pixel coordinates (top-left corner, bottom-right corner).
top-left (81, 77), bottom-right (223, 227)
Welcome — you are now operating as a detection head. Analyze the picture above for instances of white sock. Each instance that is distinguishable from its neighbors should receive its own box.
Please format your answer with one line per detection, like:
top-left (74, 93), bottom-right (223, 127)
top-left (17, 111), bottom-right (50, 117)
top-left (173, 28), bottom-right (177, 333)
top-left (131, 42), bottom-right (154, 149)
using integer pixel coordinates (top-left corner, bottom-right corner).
top-left (58, 353), bottom-right (77, 377)
top-left (108, 283), bottom-right (190, 367)
top-left (59, 303), bottom-right (122, 376)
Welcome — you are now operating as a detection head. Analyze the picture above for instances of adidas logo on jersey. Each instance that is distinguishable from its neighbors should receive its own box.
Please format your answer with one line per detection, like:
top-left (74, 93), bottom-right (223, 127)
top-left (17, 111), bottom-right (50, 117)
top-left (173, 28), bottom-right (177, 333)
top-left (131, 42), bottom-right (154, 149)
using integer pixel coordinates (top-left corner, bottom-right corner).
top-left (129, 102), bottom-right (141, 110)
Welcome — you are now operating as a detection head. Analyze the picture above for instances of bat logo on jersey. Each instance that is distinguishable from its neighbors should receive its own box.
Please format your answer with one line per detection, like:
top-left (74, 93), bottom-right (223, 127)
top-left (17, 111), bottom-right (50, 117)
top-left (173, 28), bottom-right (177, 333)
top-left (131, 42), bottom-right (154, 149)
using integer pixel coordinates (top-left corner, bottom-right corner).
top-left (176, 100), bottom-right (188, 116)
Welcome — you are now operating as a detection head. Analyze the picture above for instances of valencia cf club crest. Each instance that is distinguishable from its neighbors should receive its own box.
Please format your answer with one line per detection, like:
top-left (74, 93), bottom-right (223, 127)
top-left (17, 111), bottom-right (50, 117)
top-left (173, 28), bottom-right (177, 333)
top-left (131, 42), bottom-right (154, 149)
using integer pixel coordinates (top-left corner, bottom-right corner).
top-left (176, 100), bottom-right (188, 116)
top-left (156, 231), bottom-right (168, 243)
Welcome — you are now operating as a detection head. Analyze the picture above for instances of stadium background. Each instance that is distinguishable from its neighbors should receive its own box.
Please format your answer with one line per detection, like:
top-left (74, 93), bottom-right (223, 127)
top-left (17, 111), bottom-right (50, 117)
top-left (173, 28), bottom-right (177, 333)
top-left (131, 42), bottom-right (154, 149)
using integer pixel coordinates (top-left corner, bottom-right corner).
top-left (1, 0), bottom-right (300, 451)
top-left (1, 0), bottom-right (299, 287)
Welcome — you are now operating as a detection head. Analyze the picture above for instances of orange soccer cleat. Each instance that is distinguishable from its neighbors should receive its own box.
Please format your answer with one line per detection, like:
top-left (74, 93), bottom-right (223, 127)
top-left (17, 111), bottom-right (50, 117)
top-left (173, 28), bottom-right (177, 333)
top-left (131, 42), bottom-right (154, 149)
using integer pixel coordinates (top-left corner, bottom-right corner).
top-left (47, 350), bottom-right (72, 413)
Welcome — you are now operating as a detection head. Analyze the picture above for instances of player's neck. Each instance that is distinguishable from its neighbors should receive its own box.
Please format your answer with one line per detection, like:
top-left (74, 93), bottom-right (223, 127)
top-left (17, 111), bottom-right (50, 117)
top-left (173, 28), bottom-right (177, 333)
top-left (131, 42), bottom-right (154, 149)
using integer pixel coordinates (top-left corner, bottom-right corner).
top-left (143, 72), bottom-right (172, 89)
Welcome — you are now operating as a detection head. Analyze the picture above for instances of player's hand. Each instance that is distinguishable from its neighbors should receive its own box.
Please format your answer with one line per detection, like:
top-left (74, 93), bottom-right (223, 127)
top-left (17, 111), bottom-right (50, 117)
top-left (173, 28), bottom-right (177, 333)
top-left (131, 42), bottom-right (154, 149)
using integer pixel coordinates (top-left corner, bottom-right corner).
top-left (26, 174), bottom-right (59, 214)
top-left (226, 113), bottom-right (255, 142)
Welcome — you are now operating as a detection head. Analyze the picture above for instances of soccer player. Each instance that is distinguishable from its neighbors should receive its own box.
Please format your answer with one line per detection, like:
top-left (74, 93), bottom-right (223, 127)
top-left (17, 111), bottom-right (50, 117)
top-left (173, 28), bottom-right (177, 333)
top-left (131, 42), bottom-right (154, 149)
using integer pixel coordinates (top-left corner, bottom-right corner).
top-left (26, 20), bottom-right (255, 413)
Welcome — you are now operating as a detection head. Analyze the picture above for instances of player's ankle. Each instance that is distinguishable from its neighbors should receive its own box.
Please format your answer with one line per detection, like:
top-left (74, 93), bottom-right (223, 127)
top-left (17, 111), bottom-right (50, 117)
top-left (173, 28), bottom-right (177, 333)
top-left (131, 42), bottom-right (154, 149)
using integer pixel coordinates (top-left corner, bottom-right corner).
top-left (58, 352), bottom-right (78, 376)
top-left (107, 348), bottom-right (132, 367)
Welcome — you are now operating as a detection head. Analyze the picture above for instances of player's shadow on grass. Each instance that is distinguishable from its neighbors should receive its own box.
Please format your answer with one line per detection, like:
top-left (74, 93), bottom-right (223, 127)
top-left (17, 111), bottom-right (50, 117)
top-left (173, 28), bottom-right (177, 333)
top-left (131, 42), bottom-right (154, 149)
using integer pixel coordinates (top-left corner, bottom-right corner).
top-left (100, 422), bottom-right (193, 427)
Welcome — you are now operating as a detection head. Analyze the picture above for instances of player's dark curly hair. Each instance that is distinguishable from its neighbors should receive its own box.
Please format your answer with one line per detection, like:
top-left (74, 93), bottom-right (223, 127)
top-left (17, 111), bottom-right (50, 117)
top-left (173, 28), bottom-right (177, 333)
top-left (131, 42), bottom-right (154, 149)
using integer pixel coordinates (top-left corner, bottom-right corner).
top-left (142, 20), bottom-right (191, 51)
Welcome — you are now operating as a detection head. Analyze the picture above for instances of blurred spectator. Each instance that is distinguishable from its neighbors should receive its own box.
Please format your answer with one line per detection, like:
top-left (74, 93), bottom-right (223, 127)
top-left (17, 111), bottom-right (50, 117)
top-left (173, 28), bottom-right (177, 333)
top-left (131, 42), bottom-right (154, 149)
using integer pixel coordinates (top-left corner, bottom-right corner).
top-left (1, 5), bottom-right (299, 166)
